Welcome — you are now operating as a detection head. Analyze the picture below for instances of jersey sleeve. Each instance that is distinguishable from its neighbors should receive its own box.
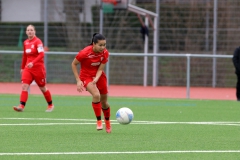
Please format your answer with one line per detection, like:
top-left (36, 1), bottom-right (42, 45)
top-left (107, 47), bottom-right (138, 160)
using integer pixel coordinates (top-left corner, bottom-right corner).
top-left (75, 50), bottom-right (85, 62)
top-left (101, 49), bottom-right (109, 64)
top-left (36, 39), bottom-right (44, 54)
top-left (32, 39), bottom-right (44, 64)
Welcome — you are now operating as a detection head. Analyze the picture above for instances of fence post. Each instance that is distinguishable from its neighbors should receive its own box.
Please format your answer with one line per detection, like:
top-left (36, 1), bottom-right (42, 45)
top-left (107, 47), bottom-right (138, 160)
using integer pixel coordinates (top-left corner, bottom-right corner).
top-left (186, 54), bottom-right (191, 99)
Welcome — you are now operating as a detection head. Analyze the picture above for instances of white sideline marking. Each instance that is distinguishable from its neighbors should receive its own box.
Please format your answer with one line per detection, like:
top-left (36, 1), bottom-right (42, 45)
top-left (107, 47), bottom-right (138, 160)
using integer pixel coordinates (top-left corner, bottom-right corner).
top-left (1, 118), bottom-right (240, 123)
top-left (0, 118), bottom-right (99, 121)
top-left (0, 150), bottom-right (240, 156)
top-left (0, 123), bottom-right (119, 126)
top-left (0, 118), bottom-right (239, 126)
top-left (0, 122), bottom-right (239, 126)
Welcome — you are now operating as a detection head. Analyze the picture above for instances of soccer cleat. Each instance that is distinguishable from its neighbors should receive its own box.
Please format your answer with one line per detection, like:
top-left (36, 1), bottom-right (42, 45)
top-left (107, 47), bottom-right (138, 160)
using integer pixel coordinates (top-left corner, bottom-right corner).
top-left (104, 119), bottom-right (111, 133)
top-left (13, 104), bottom-right (24, 112)
top-left (97, 120), bottom-right (103, 130)
top-left (45, 104), bottom-right (54, 112)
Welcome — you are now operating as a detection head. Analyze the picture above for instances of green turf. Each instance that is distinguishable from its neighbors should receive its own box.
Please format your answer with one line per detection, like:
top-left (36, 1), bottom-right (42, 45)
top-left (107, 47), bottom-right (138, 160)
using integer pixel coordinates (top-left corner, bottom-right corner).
top-left (0, 94), bottom-right (240, 160)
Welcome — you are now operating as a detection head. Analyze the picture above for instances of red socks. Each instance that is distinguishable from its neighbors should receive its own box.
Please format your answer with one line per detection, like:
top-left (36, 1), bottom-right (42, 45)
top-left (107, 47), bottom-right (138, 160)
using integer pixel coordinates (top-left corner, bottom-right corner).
top-left (43, 90), bottom-right (52, 104)
top-left (19, 90), bottom-right (52, 107)
top-left (102, 107), bottom-right (110, 120)
top-left (20, 91), bottom-right (28, 105)
top-left (92, 102), bottom-right (111, 120)
top-left (92, 102), bottom-right (102, 117)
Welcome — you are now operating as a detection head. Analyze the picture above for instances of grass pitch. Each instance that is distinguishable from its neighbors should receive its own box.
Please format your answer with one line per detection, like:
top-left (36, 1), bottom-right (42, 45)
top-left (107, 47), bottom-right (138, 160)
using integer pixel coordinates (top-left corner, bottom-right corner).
top-left (0, 94), bottom-right (240, 160)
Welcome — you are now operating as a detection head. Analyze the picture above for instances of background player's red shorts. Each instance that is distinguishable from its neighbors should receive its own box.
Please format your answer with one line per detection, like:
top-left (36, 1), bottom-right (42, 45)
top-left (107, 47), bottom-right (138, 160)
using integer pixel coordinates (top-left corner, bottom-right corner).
top-left (21, 68), bottom-right (46, 87)
top-left (81, 74), bottom-right (108, 94)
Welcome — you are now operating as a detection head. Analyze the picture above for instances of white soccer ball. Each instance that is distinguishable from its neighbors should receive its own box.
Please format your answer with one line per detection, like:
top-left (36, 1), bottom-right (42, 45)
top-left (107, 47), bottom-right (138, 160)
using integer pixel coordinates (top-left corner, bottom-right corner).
top-left (116, 107), bottom-right (134, 125)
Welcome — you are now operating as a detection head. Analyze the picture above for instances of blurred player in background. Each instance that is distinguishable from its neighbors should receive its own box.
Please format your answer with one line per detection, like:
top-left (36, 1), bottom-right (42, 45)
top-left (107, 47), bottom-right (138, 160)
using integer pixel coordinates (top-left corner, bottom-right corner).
top-left (232, 46), bottom-right (240, 101)
top-left (13, 24), bottom-right (54, 112)
top-left (71, 33), bottom-right (111, 133)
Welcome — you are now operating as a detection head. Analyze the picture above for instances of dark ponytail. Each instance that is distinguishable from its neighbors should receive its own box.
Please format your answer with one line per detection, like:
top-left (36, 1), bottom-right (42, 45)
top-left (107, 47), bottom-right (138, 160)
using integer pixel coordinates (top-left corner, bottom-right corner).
top-left (89, 33), bottom-right (106, 45)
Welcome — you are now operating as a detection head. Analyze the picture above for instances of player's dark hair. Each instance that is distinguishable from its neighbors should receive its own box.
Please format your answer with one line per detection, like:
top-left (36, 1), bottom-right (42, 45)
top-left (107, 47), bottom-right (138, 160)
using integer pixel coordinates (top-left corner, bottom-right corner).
top-left (89, 33), bottom-right (106, 45)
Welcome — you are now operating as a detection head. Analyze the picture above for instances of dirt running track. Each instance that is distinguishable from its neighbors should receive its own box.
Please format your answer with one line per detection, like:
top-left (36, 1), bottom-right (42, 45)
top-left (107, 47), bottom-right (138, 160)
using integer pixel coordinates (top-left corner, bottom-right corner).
top-left (0, 83), bottom-right (237, 101)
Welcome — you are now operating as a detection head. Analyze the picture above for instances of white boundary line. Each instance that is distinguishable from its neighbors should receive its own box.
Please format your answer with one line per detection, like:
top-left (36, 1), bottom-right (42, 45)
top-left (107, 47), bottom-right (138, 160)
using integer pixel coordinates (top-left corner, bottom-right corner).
top-left (0, 118), bottom-right (240, 126)
top-left (0, 123), bottom-right (123, 126)
top-left (0, 150), bottom-right (240, 156)
top-left (0, 122), bottom-right (240, 126)
top-left (1, 118), bottom-right (240, 123)
top-left (0, 118), bottom-right (99, 121)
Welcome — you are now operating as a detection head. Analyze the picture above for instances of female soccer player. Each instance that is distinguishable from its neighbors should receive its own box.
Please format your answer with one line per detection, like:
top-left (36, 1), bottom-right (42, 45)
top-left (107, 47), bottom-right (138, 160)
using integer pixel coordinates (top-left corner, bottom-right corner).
top-left (13, 25), bottom-right (54, 112)
top-left (71, 33), bottom-right (111, 133)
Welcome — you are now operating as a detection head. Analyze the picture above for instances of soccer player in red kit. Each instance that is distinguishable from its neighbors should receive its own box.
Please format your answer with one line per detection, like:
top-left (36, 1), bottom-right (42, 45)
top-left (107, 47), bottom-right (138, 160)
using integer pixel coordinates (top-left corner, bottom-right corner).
top-left (13, 25), bottom-right (54, 112)
top-left (71, 33), bottom-right (111, 133)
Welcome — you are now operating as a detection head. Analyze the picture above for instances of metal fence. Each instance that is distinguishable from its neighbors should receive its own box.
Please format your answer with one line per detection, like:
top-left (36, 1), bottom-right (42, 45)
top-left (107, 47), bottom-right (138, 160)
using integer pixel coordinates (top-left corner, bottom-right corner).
top-left (0, 51), bottom-right (235, 93)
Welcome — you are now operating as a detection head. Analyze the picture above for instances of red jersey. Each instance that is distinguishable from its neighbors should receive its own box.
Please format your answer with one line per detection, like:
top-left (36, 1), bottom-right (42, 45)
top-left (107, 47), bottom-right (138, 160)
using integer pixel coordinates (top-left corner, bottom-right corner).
top-left (21, 36), bottom-right (45, 70)
top-left (75, 45), bottom-right (109, 78)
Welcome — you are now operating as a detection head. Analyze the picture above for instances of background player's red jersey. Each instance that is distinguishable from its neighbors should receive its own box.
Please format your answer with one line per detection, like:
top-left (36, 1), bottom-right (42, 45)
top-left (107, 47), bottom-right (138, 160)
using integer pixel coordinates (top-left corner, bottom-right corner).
top-left (21, 36), bottom-right (45, 70)
top-left (75, 45), bottom-right (109, 79)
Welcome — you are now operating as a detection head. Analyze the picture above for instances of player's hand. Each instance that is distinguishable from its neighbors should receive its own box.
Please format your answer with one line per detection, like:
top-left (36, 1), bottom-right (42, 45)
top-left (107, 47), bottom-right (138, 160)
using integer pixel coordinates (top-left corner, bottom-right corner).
top-left (92, 80), bottom-right (97, 85)
top-left (77, 81), bottom-right (84, 92)
top-left (92, 77), bottom-right (98, 85)
top-left (20, 69), bottom-right (24, 74)
top-left (26, 62), bottom-right (33, 68)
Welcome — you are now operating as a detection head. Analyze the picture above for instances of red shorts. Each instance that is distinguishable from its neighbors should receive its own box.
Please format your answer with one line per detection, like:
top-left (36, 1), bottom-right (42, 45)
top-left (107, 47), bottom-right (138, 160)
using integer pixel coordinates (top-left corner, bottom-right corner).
top-left (21, 67), bottom-right (46, 87)
top-left (81, 74), bottom-right (108, 94)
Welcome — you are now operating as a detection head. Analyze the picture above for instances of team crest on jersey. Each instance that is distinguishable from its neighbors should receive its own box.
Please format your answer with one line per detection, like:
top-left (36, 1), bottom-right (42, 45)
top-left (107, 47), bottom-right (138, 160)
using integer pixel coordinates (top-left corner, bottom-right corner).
top-left (31, 44), bottom-right (34, 48)
top-left (26, 49), bottom-right (31, 53)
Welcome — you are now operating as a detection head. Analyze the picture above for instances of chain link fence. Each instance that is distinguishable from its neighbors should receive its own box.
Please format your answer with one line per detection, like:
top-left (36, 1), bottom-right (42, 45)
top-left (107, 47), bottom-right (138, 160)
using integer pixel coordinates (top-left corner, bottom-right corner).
top-left (0, 0), bottom-right (238, 87)
top-left (0, 51), bottom-right (236, 87)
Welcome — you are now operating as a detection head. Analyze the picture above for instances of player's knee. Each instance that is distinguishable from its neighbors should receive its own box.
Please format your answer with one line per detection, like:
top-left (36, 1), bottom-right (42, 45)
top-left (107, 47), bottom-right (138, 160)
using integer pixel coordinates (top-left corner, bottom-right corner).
top-left (21, 83), bottom-right (29, 91)
top-left (92, 93), bottom-right (100, 100)
top-left (101, 103), bottom-right (107, 109)
top-left (39, 86), bottom-right (47, 92)
top-left (101, 101), bottom-right (109, 109)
